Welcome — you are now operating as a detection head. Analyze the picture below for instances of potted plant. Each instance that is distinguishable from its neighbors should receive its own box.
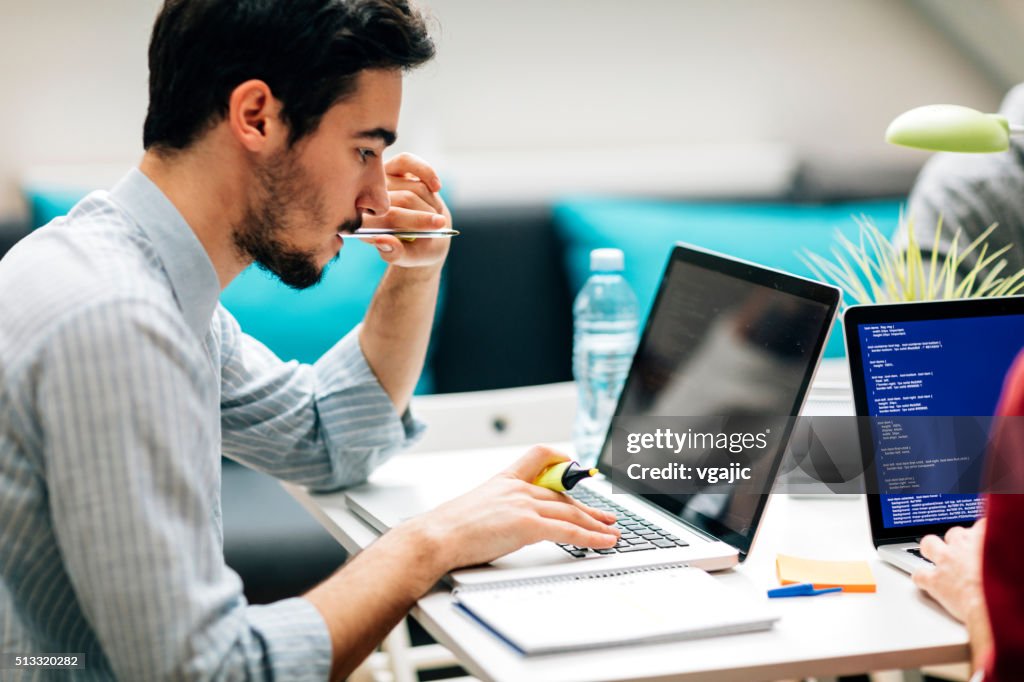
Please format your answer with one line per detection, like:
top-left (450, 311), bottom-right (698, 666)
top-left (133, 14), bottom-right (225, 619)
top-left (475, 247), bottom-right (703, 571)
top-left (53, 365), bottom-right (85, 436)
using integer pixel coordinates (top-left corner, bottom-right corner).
top-left (801, 215), bottom-right (1024, 306)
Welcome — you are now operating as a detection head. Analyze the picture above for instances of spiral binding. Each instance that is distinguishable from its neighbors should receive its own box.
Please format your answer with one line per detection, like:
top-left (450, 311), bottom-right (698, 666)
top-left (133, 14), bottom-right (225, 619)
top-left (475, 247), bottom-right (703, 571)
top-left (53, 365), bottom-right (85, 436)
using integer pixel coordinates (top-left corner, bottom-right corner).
top-left (452, 561), bottom-right (692, 595)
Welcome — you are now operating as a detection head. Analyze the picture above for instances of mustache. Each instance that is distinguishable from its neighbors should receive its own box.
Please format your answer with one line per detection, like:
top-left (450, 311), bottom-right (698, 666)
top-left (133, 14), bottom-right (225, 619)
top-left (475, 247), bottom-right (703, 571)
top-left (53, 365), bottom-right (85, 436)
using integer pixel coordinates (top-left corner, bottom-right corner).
top-left (337, 214), bottom-right (363, 234)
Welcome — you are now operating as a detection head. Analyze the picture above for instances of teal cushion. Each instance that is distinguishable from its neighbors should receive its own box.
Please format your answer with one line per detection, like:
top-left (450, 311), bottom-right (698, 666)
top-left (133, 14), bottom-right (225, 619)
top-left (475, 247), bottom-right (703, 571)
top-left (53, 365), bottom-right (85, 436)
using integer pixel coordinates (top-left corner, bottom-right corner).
top-left (220, 251), bottom-right (384, 362)
top-left (24, 185), bottom-right (90, 228)
top-left (221, 247), bottom-right (437, 394)
top-left (553, 198), bottom-right (903, 358)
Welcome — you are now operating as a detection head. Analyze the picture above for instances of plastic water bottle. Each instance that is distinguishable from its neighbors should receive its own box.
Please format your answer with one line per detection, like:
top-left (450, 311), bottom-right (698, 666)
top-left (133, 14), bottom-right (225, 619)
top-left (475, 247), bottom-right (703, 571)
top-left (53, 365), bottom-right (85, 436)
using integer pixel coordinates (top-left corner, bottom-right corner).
top-left (572, 248), bottom-right (639, 467)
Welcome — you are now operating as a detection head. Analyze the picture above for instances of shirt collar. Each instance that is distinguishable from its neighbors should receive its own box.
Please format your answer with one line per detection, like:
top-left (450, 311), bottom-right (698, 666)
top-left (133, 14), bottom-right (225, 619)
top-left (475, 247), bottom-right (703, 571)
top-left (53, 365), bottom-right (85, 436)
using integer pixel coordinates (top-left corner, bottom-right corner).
top-left (110, 168), bottom-right (221, 341)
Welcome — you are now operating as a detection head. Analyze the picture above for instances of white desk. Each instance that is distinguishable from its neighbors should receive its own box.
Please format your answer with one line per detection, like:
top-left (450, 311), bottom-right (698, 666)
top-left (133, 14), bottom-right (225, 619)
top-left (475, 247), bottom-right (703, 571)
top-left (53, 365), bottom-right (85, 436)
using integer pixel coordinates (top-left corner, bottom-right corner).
top-left (286, 446), bottom-right (969, 682)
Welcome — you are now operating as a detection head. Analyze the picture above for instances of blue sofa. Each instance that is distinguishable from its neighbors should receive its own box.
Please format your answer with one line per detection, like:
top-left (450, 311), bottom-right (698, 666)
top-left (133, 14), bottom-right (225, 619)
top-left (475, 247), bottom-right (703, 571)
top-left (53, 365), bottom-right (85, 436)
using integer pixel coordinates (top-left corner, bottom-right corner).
top-left (554, 197), bottom-right (902, 358)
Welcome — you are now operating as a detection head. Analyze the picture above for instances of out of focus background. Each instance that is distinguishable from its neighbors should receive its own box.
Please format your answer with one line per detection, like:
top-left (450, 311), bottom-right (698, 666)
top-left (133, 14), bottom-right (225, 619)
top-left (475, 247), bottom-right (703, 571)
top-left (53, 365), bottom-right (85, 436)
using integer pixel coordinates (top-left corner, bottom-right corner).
top-left (3, 0), bottom-right (1024, 214)
top-left (3, 0), bottom-right (1023, 391)
top-left (3, 0), bottom-right (1022, 647)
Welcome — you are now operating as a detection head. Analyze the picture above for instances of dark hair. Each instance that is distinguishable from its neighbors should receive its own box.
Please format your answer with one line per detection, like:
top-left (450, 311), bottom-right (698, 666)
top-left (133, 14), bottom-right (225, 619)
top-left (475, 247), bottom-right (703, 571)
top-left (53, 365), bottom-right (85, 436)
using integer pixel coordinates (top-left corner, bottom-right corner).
top-left (143, 0), bottom-right (434, 151)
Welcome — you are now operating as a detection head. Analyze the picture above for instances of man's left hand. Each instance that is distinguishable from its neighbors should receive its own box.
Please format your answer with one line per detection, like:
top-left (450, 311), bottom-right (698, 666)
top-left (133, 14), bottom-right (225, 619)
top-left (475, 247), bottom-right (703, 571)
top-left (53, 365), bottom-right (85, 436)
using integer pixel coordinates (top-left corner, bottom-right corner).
top-left (363, 153), bottom-right (452, 270)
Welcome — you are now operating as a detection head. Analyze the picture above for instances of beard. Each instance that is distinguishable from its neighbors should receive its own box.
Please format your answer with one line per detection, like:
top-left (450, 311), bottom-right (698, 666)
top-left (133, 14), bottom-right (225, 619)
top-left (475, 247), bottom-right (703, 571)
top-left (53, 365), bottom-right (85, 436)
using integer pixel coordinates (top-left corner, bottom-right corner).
top-left (231, 151), bottom-right (361, 290)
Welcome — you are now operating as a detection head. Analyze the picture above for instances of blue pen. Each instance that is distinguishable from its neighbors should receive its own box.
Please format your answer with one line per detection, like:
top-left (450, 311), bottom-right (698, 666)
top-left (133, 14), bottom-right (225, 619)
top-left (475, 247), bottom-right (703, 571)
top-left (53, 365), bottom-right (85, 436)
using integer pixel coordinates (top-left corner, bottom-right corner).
top-left (767, 582), bottom-right (843, 598)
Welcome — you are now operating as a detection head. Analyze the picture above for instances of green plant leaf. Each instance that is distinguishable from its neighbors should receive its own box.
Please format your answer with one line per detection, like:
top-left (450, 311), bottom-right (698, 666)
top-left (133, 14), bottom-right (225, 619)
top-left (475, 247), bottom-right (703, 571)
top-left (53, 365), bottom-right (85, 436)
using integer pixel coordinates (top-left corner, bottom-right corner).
top-left (954, 242), bottom-right (986, 298)
top-left (975, 260), bottom-right (1008, 297)
top-left (834, 229), bottom-right (885, 301)
top-left (800, 250), bottom-right (870, 303)
top-left (991, 268), bottom-right (1024, 297)
top-left (926, 214), bottom-right (943, 299)
top-left (800, 213), bottom-right (1024, 306)
top-left (943, 231), bottom-right (961, 299)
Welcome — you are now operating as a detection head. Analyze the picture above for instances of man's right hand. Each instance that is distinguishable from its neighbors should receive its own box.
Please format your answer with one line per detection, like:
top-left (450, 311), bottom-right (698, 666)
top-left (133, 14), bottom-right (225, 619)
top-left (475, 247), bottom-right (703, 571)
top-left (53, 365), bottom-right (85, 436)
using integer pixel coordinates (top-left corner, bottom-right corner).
top-left (306, 445), bottom-right (620, 680)
top-left (403, 445), bottom-right (620, 573)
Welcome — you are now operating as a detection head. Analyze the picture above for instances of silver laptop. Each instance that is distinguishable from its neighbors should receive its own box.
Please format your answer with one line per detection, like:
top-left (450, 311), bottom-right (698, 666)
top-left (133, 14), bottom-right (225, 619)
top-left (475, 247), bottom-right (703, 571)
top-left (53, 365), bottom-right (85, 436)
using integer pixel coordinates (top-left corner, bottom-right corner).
top-left (844, 298), bottom-right (1024, 573)
top-left (348, 244), bottom-right (841, 585)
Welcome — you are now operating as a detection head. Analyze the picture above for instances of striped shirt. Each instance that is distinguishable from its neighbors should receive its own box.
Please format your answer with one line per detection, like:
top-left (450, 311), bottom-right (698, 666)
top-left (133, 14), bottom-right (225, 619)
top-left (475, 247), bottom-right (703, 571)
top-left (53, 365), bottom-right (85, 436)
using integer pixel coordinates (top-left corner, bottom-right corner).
top-left (0, 169), bottom-right (422, 680)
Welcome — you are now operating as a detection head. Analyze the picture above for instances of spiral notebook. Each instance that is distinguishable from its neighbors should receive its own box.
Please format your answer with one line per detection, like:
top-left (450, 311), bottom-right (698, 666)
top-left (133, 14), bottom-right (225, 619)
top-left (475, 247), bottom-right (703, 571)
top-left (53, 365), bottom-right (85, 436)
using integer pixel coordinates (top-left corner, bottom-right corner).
top-left (452, 564), bottom-right (778, 656)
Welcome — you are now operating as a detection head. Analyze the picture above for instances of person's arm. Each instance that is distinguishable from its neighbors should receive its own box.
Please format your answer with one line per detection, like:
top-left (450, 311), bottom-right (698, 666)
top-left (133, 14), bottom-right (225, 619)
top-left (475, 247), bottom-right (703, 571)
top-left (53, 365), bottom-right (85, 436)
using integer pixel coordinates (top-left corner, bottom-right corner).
top-left (358, 152), bottom-right (452, 414)
top-left (218, 305), bottom-right (422, 490)
top-left (304, 445), bottom-right (620, 680)
top-left (40, 299), bottom-right (333, 680)
top-left (218, 153), bottom-right (450, 488)
top-left (980, 351), bottom-right (1024, 681)
top-left (916, 350), bottom-right (1024, 680)
top-left (359, 261), bottom-right (442, 414)
top-left (981, 493), bottom-right (1024, 681)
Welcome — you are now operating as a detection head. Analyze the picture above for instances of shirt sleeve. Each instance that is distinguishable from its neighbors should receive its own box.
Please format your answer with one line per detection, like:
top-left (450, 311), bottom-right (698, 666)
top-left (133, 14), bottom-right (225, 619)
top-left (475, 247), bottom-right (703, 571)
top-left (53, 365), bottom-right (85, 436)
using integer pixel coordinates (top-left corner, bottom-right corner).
top-left (984, 351), bottom-right (1024, 682)
top-left (38, 298), bottom-right (333, 681)
top-left (216, 304), bottom-right (424, 490)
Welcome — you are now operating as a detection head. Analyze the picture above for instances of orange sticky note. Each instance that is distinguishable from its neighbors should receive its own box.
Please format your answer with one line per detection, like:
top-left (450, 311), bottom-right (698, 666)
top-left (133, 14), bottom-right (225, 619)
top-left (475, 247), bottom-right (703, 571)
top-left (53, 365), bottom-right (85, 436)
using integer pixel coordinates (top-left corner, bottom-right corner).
top-left (776, 553), bottom-right (876, 593)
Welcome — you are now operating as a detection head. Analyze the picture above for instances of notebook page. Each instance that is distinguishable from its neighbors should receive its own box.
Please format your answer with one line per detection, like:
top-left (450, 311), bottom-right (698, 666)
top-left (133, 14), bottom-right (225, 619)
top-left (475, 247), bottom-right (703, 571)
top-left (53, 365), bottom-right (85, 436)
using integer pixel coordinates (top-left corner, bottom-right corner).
top-left (454, 566), bottom-right (777, 654)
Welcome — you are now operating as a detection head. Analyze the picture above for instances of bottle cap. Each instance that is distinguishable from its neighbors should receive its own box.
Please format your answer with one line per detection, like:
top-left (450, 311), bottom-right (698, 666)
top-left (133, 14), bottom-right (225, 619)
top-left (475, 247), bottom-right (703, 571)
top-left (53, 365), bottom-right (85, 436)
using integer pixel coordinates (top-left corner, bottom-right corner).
top-left (590, 248), bottom-right (624, 272)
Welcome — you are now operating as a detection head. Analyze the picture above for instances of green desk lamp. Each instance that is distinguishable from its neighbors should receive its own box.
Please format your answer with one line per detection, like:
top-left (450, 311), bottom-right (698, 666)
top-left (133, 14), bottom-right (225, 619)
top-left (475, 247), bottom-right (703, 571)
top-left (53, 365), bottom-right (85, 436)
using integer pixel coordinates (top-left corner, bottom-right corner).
top-left (885, 104), bottom-right (1024, 153)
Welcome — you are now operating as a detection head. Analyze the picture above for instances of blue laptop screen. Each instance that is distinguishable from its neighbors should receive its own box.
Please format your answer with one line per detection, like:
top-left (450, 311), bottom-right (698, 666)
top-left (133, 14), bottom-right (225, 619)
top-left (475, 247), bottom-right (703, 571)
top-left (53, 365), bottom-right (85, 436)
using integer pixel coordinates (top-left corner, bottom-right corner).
top-left (857, 314), bottom-right (1024, 528)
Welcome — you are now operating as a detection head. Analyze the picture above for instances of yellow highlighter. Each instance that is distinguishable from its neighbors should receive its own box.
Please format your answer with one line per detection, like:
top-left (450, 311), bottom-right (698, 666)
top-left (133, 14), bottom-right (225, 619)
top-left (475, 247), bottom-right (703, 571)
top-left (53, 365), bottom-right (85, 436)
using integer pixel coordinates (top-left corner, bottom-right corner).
top-left (532, 461), bottom-right (599, 492)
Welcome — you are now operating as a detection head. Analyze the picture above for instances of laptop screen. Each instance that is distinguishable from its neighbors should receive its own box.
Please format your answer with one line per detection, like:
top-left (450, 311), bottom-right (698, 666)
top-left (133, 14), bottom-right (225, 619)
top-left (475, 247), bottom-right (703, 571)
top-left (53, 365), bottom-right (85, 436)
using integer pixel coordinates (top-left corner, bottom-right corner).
top-left (854, 311), bottom-right (1024, 530)
top-left (597, 244), bottom-right (839, 556)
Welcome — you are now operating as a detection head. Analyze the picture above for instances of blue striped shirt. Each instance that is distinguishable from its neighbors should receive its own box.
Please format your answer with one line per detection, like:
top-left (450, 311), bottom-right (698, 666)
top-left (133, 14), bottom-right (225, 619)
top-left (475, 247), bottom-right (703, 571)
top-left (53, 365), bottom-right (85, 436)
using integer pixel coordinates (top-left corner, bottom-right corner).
top-left (0, 169), bottom-right (422, 680)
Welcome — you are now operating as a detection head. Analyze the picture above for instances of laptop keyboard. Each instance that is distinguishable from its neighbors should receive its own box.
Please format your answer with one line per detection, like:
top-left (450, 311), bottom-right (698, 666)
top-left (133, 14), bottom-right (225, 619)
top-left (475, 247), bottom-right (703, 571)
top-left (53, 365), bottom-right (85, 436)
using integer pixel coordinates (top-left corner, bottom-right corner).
top-left (906, 547), bottom-right (934, 565)
top-left (555, 487), bottom-right (690, 558)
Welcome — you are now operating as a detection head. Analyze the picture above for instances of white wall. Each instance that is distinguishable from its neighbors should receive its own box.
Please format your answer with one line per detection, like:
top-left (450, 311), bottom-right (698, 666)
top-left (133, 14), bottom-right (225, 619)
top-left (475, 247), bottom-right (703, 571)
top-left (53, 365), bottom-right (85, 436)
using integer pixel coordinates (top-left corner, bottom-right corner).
top-left (0, 0), bottom-right (161, 217)
top-left (0, 0), bottom-right (1009, 218)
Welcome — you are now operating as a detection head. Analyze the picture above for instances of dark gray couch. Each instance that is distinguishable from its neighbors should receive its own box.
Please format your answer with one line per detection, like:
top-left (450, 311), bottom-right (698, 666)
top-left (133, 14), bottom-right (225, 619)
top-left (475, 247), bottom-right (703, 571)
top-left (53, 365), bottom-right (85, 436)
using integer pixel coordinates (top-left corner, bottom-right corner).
top-left (0, 218), bottom-right (29, 259)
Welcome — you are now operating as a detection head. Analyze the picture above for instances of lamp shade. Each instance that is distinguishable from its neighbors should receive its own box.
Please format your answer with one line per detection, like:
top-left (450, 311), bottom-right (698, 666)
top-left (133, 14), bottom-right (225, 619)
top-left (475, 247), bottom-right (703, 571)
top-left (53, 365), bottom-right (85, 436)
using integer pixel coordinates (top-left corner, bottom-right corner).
top-left (885, 104), bottom-right (1010, 153)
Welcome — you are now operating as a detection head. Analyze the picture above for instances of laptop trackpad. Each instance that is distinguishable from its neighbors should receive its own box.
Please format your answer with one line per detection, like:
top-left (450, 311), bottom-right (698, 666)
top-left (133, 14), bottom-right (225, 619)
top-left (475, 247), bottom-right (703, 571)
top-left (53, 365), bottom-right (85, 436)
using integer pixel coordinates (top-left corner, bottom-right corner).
top-left (489, 542), bottom-right (582, 569)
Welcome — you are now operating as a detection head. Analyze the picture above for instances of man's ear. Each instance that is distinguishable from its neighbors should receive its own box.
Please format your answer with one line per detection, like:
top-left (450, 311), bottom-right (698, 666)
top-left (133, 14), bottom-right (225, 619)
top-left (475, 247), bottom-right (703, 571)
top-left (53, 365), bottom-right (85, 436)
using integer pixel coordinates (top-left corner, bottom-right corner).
top-left (227, 79), bottom-right (287, 152)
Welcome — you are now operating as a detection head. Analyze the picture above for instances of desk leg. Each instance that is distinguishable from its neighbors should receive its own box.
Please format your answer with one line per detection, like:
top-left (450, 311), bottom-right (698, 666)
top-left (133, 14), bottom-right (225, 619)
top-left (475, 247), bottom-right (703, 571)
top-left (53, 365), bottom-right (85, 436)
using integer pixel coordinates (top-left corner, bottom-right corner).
top-left (383, 620), bottom-right (418, 682)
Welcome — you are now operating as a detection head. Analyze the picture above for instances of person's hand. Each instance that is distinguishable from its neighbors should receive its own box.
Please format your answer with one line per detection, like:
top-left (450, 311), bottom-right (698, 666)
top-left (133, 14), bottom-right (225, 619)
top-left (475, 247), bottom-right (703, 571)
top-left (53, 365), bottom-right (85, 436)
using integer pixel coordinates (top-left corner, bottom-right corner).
top-left (912, 519), bottom-right (987, 622)
top-left (912, 519), bottom-right (993, 670)
top-left (403, 445), bottom-right (620, 572)
top-left (362, 153), bottom-right (452, 270)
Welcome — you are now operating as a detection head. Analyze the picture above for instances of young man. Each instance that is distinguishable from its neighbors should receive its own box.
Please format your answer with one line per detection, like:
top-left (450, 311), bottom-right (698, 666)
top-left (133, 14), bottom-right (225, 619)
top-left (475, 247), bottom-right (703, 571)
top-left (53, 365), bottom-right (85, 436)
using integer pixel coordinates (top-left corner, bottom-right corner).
top-left (0, 1), bottom-right (619, 679)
